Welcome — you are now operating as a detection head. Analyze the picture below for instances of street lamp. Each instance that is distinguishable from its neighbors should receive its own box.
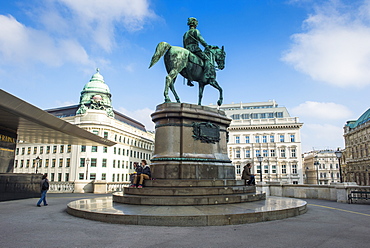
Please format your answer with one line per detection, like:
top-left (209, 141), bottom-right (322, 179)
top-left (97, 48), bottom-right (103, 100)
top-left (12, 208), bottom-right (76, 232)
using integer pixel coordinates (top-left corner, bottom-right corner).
top-left (35, 156), bottom-right (40, 174)
top-left (85, 158), bottom-right (90, 180)
top-left (257, 155), bottom-right (263, 182)
top-left (334, 148), bottom-right (343, 183)
top-left (314, 155), bottom-right (319, 184)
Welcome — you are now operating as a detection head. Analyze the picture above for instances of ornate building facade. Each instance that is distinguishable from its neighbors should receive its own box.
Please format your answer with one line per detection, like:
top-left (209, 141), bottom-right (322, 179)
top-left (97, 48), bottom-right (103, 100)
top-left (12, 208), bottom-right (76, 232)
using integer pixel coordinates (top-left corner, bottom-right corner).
top-left (303, 150), bottom-right (341, 185)
top-left (13, 70), bottom-right (154, 186)
top-left (211, 101), bottom-right (304, 184)
top-left (343, 108), bottom-right (370, 186)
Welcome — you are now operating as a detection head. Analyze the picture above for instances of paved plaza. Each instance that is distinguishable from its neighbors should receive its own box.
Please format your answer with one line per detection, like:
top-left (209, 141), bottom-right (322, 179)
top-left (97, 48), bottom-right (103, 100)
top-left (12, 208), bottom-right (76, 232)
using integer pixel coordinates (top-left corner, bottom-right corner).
top-left (1, 193), bottom-right (369, 248)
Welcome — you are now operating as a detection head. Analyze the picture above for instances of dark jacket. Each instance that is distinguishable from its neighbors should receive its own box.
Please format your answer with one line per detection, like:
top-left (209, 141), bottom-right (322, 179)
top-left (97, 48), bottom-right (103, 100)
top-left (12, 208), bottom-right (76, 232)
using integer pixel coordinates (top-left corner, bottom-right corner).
top-left (142, 165), bottom-right (151, 178)
top-left (241, 166), bottom-right (252, 180)
top-left (135, 165), bottom-right (143, 175)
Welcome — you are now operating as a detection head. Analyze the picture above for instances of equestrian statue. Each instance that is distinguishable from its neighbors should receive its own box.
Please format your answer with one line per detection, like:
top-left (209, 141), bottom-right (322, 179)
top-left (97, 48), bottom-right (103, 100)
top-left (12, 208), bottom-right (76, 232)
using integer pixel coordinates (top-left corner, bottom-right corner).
top-left (149, 17), bottom-right (226, 106)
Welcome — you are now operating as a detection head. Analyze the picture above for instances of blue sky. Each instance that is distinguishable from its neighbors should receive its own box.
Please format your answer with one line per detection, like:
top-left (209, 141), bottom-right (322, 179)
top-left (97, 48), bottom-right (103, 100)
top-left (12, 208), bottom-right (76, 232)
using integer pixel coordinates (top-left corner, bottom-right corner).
top-left (1, 0), bottom-right (370, 152)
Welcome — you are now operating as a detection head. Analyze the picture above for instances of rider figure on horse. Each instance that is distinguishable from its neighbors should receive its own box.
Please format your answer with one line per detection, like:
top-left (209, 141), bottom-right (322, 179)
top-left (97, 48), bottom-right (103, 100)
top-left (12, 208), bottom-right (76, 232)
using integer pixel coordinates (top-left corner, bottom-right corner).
top-left (183, 17), bottom-right (215, 87)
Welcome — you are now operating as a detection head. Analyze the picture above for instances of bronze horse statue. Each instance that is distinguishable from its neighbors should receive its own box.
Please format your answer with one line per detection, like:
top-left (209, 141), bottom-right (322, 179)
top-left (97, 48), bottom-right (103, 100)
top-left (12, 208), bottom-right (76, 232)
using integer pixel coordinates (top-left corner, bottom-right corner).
top-left (149, 42), bottom-right (226, 106)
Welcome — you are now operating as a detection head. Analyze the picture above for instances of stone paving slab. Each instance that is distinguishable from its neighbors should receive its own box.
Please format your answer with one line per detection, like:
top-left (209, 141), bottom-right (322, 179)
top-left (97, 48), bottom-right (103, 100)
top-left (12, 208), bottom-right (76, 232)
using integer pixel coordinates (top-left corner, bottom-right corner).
top-left (67, 196), bottom-right (307, 226)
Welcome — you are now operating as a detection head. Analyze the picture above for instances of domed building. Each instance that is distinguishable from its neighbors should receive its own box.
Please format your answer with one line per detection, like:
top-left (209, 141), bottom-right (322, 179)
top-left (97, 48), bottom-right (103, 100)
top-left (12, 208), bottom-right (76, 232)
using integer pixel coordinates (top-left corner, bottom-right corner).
top-left (343, 108), bottom-right (370, 185)
top-left (13, 70), bottom-right (154, 193)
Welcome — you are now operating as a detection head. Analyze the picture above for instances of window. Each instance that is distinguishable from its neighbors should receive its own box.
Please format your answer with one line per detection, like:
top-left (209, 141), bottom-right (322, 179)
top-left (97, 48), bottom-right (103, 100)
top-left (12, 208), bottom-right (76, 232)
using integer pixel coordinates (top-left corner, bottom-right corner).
top-left (245, 136), bottom-right (250, 143)
top-left (264, 165), bottom-right (268, 173)
top-left (232, 114), bottom-right (240, 120)
top-left (290, 134), bottom-right (295, 142)
top-left (241, 114), bottom-right (249, 119)
top-left (256, 150), bottom-right (261, 157)
top-left (102, 173), bottom-right (106, 180)
top-left (79, 173), bottom-right (84, 180)
top-left (104, 131), bottom-right (108, 139)
top-left (280, 135), bottom-right (285, 142)
top-left (90, 173), bottom-right (96, 180)
top-left (66, 158), bottom-right (70, 167)
top-left (114, 147), bottom-right (116, 154)
top-left (14, 160), bottom-right (18, 168)
top-left (102, 159), bottom-right (107, 167)
top-left (40, 146), bottom-right (43, 154)
top-left (103, 147), bottom-right (108, 153)
top-left (268, 113), bottom-right (274, 118)
top-left (91, 158), bottom-right (97, 167)
top-left (118, 160), bottom-right (121, 168)
top-left (292, 164), bottom-right (297, 174)
top-left (67, 145), bottom-right (71, 153)
top-left (26, 160), bottom-right (30, 168)
top-left (59, 158), bottom-right (63, 167)
top-left (33, 147), bottom-right (37, 154)
top-left (263, 136), bottom-right (267, 143)
top-left (20, 160), bottom-right (24, 168)
top-left (58, 173), bottom-right (62, 182)
top-left (112, 174), bottom-right (115, 182)
top-left (270, 149), bottom-right (276, 157)
top-left (92, 146), bottom-right (98, 152)
top-left (46, 146), bottom-right (50, 154)
top-left (257, 165), bottom-right (261, 174)
top-left (51, 173), bottom-right (55, 181)
top-left (27, 147), bottom-right (31, 155)
top-left (236, 164), bottom-right (241, 174)
top-left (81, 145), bottom-right (86, 152)
top-left (280, 149), bottom-right (286, 158)
top-left (263, 150), bottom-right (268, 157)
top-left (245, 150), bottom-right (251, 158)
top-left (52, 159), bottom-right (56, 167)
top-left (16, 148), bottom-right (19, 155)
top-left (53, 145), bottom-right (57, 153)
top-left (45, 159), bottom-right (49, 168)
top-left (92, 130), bottom-right (99, 135)
top-left (260, 113), bottom-right (266, 119)
top-left (252, 113), bottom-right (258, 119)
top-left (293, 181), bottom-right (298, 185)
top-left (113, 160), bottom-right (116, 168)
top-left (60, 145), bottom-right (64, 153)
top-left (80, 158), bottom-right (85, 167)
top-left (282, 165), bottom-right (286, 174)
top-left (235, 136), bottom-right (240, 144)
top-left (65, 173), bottom-right (69, 182)
top-left (32, 159), bottom-right (36, 168)
top-left (291, 149), bottom-right (296, 158)
top-left (235, 150), bottom-right (240, 158)
top-left (276, 112), bottom-right (283, 118)
top-left (255, 136), bottom-right (260, 143)
top-left (272, 165), bottom-right (276, 173)
top-left (270, 135), bottom-right (275, 143)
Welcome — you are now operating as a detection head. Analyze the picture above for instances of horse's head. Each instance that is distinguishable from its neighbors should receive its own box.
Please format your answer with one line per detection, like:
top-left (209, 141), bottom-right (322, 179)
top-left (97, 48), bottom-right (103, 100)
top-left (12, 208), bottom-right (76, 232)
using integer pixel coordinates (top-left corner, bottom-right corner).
top-left (214, 46), bottom-right (226, 70)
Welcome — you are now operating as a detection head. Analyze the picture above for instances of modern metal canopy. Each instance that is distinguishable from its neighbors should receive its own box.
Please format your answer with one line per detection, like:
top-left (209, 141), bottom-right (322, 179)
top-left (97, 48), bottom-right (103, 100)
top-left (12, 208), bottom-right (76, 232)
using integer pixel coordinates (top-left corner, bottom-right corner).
top-left (0, 89), bottom-right (116, 146)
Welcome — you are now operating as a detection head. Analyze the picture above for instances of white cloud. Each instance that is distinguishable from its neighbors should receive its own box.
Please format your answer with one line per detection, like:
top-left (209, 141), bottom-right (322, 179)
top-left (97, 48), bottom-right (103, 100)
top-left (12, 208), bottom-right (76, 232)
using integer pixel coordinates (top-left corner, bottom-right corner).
top-left (301, 123), bottom-right (344, 152)
top-left (0, 15), bottom-right (91, 67)
top-left (291, 101), bottom-right (352, 120)
top-left (282, 0), bottom-right (370, 87)
top-left (118, 107), bottom-right (155, 131)
top-left (54, 0), bottom-right (156, 52)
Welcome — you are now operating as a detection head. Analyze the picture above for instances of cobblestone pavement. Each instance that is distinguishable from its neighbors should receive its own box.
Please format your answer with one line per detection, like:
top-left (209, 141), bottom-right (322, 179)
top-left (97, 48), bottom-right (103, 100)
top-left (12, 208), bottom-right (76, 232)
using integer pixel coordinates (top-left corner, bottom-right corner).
top-left (1, 193), bottom-right (369, 248)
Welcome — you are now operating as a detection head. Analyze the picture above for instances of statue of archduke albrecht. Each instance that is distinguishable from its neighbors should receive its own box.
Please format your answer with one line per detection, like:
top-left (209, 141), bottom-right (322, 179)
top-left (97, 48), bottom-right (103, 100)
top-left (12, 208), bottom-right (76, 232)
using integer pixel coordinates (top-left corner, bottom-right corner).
top-left (149, 17), bottom-right (226, 106)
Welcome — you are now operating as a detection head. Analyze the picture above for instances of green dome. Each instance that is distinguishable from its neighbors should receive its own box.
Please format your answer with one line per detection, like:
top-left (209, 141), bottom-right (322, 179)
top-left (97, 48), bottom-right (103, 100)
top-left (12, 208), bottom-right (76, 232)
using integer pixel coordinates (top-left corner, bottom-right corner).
top-left (348, 108), bottom-right (370, 129)
top-left (82, 69), bottom-right (111, 95)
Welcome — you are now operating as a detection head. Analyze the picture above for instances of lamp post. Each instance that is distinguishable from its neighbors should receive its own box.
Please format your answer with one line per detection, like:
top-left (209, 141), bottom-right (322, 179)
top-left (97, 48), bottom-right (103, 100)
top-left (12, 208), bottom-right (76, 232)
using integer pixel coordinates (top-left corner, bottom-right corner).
top-left (257, 155), bottom-right (263, 182)
top-left (334, 148), bottom-right (343, 183)
top-left (35, 156), bottom-right (40, 174)
top-left (314, 155), bottom-right (319, 184)
top-left (85, 158), bottom-right (90, 180)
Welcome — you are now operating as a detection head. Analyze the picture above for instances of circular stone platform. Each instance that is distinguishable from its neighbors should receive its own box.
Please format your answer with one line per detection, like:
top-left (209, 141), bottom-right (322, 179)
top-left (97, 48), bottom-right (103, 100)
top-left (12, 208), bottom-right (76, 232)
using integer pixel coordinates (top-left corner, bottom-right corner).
top-left (67, 196), bottom-right (307, 226)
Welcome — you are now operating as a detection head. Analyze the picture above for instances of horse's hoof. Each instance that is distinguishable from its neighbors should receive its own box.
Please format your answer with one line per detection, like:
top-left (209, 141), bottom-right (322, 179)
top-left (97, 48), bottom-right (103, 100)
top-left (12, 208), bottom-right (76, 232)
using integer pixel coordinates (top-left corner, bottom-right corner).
top-left (164, 99), bottom-right (171, 103)
top-left (217, 100), bottom-right (222, 106)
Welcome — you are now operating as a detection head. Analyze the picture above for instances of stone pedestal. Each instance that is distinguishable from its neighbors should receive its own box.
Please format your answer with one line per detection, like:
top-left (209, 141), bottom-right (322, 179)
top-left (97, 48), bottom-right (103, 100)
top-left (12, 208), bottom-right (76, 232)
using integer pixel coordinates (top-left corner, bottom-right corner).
top-left (150, 103), bottom-right (233, 179)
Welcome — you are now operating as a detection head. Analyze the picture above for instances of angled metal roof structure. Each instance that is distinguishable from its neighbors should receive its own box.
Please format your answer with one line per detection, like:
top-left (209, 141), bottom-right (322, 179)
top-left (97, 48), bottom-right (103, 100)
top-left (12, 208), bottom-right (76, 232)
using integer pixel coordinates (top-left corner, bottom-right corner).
top-left (0, 90), bottom-right (115, 146)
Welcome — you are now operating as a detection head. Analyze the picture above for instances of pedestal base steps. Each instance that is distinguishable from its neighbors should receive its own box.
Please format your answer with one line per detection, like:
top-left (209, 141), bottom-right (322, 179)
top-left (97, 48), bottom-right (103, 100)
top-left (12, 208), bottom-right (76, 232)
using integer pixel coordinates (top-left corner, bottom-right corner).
top-left (67, 196), bottom-right (307, 226)
top-left (113, 179), bottom-right (265, 206)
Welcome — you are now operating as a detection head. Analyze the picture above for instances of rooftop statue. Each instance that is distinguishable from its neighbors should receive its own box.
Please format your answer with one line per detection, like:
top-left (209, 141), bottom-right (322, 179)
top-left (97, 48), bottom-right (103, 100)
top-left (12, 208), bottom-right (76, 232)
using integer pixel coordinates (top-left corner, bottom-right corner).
top-left (149, 17), bottom-right (226, 106)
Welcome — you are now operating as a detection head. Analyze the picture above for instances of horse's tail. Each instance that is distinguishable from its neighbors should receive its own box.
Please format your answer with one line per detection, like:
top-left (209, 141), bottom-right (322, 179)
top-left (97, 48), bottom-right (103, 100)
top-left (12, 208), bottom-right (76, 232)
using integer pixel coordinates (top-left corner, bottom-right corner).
top-left (149, 42), bottom-right (171, 69)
